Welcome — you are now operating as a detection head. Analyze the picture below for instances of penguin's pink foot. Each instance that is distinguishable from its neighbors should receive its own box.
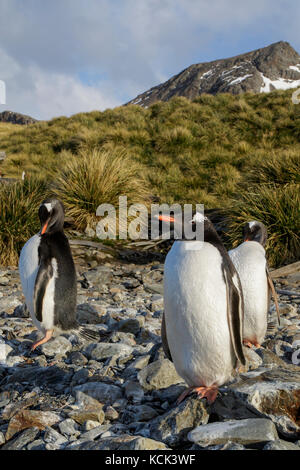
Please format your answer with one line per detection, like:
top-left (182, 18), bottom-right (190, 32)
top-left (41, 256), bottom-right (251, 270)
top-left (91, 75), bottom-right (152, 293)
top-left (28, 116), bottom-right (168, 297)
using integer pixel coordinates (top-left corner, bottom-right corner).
top-left (243, 339), bottom-right (261, 349)
top-left (177, 385), bottom-right (218, 405)
top-left (31, 329), bottom-right (53, 351)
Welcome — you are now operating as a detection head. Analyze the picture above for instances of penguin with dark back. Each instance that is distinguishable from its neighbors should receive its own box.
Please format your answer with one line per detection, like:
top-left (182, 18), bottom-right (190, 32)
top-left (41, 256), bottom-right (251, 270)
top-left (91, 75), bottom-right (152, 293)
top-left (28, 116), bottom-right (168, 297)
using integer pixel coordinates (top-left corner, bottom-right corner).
top-left (19, 198), bottom-right (98, 350)
top-left (160, 212), bottom-right (245, 404)
top-left (229, 220), bottom-right (280, 348)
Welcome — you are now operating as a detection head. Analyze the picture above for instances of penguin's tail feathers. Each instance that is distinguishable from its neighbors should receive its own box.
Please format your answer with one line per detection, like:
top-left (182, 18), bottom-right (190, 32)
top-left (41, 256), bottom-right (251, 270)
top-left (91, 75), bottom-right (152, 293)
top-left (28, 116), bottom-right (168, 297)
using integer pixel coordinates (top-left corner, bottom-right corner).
top-left (77, 326), bottom-right (100, 342)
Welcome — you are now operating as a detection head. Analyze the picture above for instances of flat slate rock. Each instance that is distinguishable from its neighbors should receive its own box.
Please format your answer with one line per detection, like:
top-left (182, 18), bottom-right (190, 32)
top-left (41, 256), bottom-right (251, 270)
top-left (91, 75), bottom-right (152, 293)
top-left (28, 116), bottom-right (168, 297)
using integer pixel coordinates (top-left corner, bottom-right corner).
top-left (227, 366), bottom-right (300, 438)
top-left (142, 396), bottom-right (209, 447)
top-left (74, 434), bottom-right (169, 450)
top-left (2, 427), bottom-right (40, 450)
top-left (188, 418), bottom-right (278, 446)
top-left (73, 382), bottom-right (122, 404)
top-left (263, 439), bottom-right (300, 450)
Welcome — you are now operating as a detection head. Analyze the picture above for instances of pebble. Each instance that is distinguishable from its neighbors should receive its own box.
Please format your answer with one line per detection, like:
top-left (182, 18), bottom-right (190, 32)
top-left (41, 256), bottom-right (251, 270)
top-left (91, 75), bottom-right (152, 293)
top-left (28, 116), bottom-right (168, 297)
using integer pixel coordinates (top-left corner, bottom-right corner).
top-left (138, 358), bottom-right (183, 391)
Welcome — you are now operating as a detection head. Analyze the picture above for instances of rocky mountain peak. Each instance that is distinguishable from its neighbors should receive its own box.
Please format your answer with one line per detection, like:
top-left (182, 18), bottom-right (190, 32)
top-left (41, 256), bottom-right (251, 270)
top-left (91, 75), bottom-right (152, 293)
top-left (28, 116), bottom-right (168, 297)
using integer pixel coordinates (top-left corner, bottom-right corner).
top-left (0, 110), bottom-right (37, 125)
top-left (127, 41), bottom-right (300, 107)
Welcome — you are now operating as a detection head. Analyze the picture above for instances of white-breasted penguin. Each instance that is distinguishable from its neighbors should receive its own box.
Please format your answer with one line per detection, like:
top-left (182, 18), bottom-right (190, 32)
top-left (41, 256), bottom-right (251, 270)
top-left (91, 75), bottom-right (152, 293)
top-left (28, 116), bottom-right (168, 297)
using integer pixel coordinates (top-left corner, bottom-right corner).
top-left (228, 220), bottom-right (280, 348)
top-left (160, 212), bottom-right (245, 404)
top-left (19, 198), bottom-right (97, 350)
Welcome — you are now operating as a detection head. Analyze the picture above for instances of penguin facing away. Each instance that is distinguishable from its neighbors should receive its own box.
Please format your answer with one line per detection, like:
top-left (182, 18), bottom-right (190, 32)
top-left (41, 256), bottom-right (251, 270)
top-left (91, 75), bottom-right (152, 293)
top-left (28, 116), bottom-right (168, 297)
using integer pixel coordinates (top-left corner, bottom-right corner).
top-left (228, 220), bottom-right (280, 349)
top-left (160, 212), bottom-right (245, 404)
top-left (19, 198), bottom-right (97, 350)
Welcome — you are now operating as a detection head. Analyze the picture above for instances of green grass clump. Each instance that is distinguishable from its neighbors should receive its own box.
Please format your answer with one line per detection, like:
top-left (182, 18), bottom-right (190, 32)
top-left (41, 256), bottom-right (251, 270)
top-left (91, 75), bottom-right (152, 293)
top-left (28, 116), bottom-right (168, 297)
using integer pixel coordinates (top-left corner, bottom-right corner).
top-left (0, 177), bottom-right (49, 266)
top-left (54, 148), bottom-right (151, 231)
top-left (225, 183), bottom-right (300, 267)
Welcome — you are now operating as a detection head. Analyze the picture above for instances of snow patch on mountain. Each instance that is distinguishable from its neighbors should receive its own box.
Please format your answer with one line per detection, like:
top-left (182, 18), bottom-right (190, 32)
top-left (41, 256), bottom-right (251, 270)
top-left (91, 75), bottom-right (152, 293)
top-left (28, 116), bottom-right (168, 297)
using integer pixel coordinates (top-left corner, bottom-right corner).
top-left (260, 73), bottom-right (300, 92)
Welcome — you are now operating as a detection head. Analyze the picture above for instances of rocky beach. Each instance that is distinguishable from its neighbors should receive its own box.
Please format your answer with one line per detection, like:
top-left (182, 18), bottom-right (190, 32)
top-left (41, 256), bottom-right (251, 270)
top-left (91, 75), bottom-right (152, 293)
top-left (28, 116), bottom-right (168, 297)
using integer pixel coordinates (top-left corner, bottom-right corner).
top-left (0, 244), bottom-right (299, 451)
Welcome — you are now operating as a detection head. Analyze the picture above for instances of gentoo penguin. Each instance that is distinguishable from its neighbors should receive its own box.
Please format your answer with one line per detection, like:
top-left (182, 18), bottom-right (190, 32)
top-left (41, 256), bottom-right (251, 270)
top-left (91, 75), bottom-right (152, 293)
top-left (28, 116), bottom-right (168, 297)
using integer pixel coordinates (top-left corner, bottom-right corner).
top-left (160, 212), bottom-right (245, 404)
top-left (19, 198), bottom-right (97, 350)
top-left (228, 220), bottom-right (280, 348)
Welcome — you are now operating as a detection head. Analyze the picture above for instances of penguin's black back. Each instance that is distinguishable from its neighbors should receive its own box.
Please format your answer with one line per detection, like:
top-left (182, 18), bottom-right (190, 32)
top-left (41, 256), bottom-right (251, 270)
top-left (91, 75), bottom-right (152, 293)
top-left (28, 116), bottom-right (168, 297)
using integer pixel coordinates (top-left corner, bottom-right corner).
top-left (38, 231), bottom-right (77, 330)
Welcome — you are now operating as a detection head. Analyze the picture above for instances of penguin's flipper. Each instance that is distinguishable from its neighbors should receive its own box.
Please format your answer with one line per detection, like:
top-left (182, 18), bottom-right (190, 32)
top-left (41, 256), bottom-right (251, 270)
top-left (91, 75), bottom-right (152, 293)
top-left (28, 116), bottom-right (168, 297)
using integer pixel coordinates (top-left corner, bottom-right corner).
top-left (266, 267), bottom-right (280, 326)
top-left (34, 261), bottom-right (53, 323)
top-left (223, 264), bottom-right (246, 367)
top-left (161, 311), bottom-right (172, 362)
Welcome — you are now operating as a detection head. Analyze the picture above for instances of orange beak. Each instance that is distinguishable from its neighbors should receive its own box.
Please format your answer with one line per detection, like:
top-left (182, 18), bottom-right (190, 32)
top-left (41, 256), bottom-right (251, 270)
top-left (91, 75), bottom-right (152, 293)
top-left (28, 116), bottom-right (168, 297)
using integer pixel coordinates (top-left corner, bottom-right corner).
top-left (244, 238), bottom-right (250, 242)
top-left (158, 215), bottom-right (175, 223)
top-left (41, 220), bottom-right (49, 235)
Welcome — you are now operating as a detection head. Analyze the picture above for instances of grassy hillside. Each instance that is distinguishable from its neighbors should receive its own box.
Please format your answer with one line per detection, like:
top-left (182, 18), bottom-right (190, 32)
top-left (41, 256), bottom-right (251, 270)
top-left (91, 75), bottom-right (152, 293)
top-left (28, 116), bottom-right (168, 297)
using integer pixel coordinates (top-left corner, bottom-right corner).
top-left (0, 89), bottom-right (299, 266)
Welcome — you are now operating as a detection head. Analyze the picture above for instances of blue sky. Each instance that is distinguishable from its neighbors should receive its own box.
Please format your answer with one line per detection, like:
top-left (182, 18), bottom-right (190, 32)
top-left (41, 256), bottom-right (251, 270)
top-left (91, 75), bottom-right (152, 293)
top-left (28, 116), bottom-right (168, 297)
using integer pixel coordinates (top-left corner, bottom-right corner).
top-left (0, 0), bottom-right (299, 119)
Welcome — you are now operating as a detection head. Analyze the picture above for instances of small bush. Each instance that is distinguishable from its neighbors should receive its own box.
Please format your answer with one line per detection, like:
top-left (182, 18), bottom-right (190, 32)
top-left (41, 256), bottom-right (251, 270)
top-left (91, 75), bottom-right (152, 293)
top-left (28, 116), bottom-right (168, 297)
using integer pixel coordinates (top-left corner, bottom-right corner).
top-left (252, 149), bottom-right (300, 185)
top-left (0, 177), bottom-right (49, 266)
top-left (54, 148), bottom-right (151, 231)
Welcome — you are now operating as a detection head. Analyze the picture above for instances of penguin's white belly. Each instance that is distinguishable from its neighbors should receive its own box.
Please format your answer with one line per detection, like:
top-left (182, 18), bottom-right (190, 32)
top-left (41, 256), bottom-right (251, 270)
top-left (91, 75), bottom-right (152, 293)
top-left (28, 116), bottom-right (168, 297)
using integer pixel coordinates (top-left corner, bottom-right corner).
top-left (229, 241), bottom-right (268, 344)
top-left (164, 241), bottom-right (235, 388)
top-left (19, 234), bottom-right (58, 333)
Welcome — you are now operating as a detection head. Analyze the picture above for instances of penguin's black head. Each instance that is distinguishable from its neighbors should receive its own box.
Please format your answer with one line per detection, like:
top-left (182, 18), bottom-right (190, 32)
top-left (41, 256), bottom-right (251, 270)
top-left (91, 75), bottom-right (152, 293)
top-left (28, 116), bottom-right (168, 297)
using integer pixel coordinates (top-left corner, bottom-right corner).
top-left (39, 198), bottom-right (65, 235)
top-left (242, 220), bottom-right (267, 247)
top-left (157, 211), bottom-right (218, 242)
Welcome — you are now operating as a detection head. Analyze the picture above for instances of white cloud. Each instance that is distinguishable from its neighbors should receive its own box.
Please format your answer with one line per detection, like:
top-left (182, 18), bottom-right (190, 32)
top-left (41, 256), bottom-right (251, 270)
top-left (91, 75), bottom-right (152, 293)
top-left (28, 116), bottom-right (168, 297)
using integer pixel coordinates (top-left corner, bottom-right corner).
top-left (0, 0), bottom-right (299, 119)
top-left (31, 67), bottom-right (120, 118)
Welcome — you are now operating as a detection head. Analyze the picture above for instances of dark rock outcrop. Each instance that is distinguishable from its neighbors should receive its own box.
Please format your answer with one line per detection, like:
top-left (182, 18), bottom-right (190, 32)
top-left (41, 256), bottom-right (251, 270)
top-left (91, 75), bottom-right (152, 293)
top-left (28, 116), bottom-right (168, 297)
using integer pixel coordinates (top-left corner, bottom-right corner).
top-left (0, 110), bottom-right (37, 125)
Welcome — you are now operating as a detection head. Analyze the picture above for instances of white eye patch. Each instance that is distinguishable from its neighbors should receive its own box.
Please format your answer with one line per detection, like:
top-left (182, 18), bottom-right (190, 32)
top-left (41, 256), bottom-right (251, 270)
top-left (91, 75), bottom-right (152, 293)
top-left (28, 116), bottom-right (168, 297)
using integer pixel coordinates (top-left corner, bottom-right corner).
top-left (192, 212), bottom-right (207, 223)
top-left (248, 221), bottom-right (257, 229)
top-left (43, 203), bottom-right (52, 213)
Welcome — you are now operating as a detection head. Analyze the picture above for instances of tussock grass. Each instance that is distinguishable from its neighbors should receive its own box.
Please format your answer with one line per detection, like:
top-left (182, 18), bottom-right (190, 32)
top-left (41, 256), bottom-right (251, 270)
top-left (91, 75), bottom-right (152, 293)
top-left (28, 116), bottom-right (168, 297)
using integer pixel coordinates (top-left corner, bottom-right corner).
top-left (54, 148), bottom-right (151, 231)
top-left (0, 88), bottom-right (299, 266)
top-left (250, 149), bottom-right (300, 185)
top-left (0, 177), bottom-right (49, 266)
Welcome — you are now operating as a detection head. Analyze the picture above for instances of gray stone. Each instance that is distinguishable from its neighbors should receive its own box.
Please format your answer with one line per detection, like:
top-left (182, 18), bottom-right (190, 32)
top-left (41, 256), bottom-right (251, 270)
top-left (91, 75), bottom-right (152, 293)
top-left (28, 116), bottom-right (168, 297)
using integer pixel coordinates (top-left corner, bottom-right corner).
top-left (68, 351), bottom-right (88, 366)
top-left (212, 441), bottom-right (247, 450)
top-left (2, 427), bottom-right (40, 450)
top-left (188, 418), bottom-right (278, 447)
top-left (243, 348), bottom-right (263, 370)
top-left (117, 318), bottom-right (144, 335)
top-left (83, 420), bottom-right (102, 431)
top-left (124, 380), bottom-right (144, 404)
top-left (5, 365), bottom-right (72, 390)
top-left (85, 342), bottom-right (133, 361)
top-left (76, 434), bottom-right (169, 450)
top-left (43, 426), bottom-right (68, 448)
top-left (58, 418), bottom-right (80, 438)
top-left (138, 358), bottom-right (183, 391)
top-left (227, 367), bottom-right (300, 438)
top-left (73, 382), bottom-right (122, 404)
top-left (144, 397), bottom-right (209, 447)
top-left (152, 383), bottom-right (187, 403)
top-left (71, 368), bottom-right (90, 385)
top-left (263, 439), bottom-right (300, 450)
top-left (27, 439), bottom-right (46, 450)
top-left (40, 336), bottom-right (73, 357)
top-left (125, 404), bottom-right (159, 422)
top-left (105, 406), bottom-right (119, 421)
top-left (110, 331), bottom-right (136, 345)
top-left (126, 355), bottom-right (150, 371)
top-left (76, 303), bottom-right (102, 324)
top-left (256, 349), bottom-right (287, 368)
top-left (0, 431), bottom-right (5, 445)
